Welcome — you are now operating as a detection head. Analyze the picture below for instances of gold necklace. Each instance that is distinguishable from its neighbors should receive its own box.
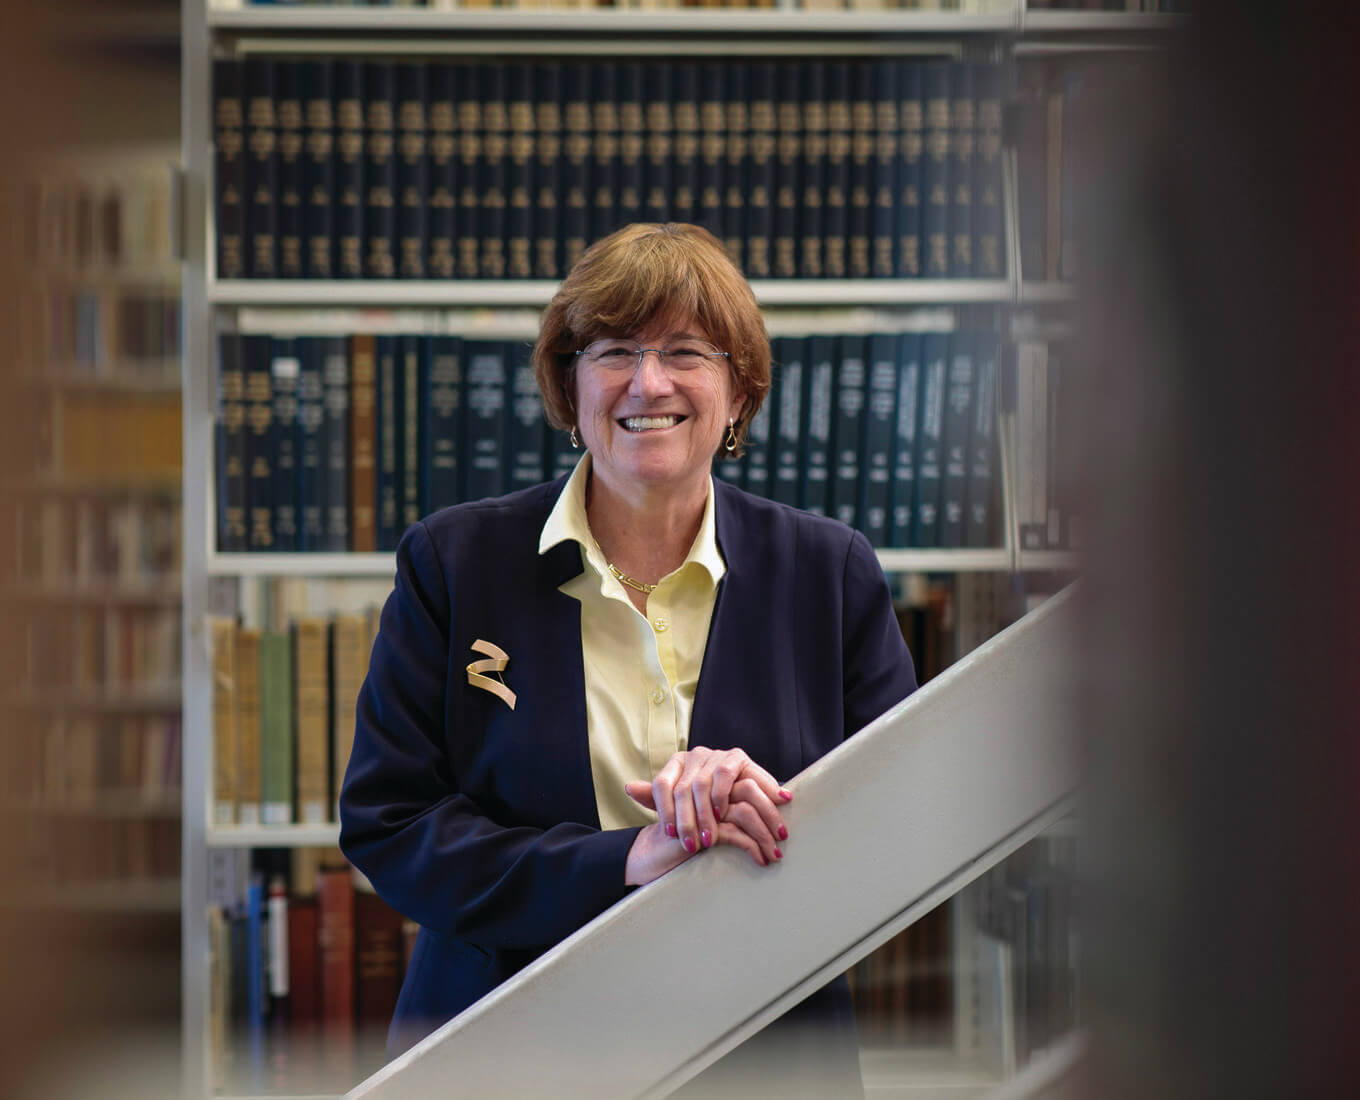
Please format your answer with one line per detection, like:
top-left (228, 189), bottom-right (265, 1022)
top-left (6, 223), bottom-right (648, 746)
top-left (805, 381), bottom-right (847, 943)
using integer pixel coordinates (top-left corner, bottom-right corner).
top-left (591, 535), bottom-right (657, 594)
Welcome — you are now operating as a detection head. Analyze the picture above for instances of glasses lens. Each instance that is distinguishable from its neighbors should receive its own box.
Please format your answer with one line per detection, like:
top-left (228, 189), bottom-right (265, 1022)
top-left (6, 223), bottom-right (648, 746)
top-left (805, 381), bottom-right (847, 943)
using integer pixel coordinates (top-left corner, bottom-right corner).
top-left (581, 340), bottom-right (640, 366)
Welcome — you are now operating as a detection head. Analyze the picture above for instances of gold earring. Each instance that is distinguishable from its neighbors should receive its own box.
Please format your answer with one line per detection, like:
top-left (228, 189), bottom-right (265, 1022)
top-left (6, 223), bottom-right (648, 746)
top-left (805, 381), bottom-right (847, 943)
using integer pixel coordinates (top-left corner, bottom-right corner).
top-left (570, 426), bottom-right (580, 449)
top-left (724, 418), bottom-right (738, 453)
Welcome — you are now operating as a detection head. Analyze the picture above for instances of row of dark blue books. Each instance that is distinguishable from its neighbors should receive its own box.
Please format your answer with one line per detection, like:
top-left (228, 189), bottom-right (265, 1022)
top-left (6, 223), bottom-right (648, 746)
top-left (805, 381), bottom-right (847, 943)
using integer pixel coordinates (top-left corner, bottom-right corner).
top-left (213, 56), bottom-right (1003, 282)
top-left (215, 328), bottom-right (999, 555)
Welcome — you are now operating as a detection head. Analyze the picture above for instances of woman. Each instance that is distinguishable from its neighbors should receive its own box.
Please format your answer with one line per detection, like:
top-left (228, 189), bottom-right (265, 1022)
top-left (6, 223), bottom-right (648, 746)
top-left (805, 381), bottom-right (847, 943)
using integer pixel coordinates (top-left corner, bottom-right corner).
top-left (339, 223), bottom-right (917, 1090)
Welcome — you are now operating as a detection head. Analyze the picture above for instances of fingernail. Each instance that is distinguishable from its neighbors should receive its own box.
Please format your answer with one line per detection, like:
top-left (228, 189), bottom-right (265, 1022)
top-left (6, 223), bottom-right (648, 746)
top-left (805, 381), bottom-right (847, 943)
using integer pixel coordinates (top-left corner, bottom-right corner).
top-left (684, 836), bottom-right (697, 853)
top-left (779, 788), bottom-right (793, 801)
top-left (712, 804), bottom-right (723, 820)
top-left (665, 823), bottom-right (677, 838)
top-left (773, 848), bottom-right (783, 860)
top-left (778, 824), bottom-right (788, 840)
top-left (701, 829), bottom-right (712, 848)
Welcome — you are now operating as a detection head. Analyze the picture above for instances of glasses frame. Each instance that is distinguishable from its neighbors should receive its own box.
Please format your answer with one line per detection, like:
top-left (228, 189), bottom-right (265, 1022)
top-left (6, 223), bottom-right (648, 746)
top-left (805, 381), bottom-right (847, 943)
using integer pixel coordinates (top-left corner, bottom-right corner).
top-left (573, 339), bottom-right (732, 373)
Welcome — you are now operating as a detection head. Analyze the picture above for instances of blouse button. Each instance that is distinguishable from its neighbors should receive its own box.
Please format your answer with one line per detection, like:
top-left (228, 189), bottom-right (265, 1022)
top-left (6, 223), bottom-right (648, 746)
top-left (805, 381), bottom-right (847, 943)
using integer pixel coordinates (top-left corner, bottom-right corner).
top-left (651, 687), bottom-right (666, 705)
top-left (652, 617), bottom-right (669, 632)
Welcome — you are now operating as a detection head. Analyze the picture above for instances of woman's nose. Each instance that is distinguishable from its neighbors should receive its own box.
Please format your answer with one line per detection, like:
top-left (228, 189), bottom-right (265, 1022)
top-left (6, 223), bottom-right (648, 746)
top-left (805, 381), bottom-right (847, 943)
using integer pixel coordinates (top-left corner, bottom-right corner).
top-left (628, 350), bottom-right (675, 397)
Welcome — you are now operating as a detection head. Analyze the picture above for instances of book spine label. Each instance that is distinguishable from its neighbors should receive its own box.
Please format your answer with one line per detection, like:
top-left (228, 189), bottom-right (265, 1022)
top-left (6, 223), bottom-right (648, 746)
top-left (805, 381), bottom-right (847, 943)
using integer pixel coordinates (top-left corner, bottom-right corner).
top-left (322, 337), bottom-right (351, 552)
top-left (922, 61), bottom-right (952, 278)
top-left (831, 335), bottom-right (866, 529)
top-left (966, 334), bottom-right (998, 548)
top-left (464, 341), bottom-right (507, 502)
top-left (349, 334), bottom-right (377, 552)
top-left (423, 335), bottom-right (462, 512)
top-left (914, 334), bottom-right (949, 547)
top-left (940, 331), bottom-right (975, 548)
top-left (802, 337), bottom-right (835, 516)
top-left (871, 60), bottom-right (899, 279)
top-left (861, 332), bottom-right (898, 547)
top-left (534, 64), bottom-right (563, 279)
top-left (303, 59), bottom-right (335, 279)
top-left (374, 335), bottom-right (400, 551)
top-left (276, 62), bottom-right (305, 278)
top-left (217, 333), bottom-right (248, 552)
top-left (397, 61), bottom-right (429, 279)
top-left (365, 62), bottom-right (398, 279)
top-left (244, 336), bottom-right (275, 551)
top-left (897, 61), bottom-right (924, 278)
top-left (214, 60), bottom-right (247, 279)
top-left (401, 335), bottom-right (423, 530)
top-left (270, 339), bottom-right (301, 552)
top-left (335, 60), bottom-right (366, 279)
top-left (428, 63), bottom-right (457, 280)
top-left (245, 58), bottom-right (279, 278)
top-left (297, 339), bottom-right (325, 551)
top-left (770, 336), bottom-right (804, 508)
top-left (889, 333), bottom-right (922, 547)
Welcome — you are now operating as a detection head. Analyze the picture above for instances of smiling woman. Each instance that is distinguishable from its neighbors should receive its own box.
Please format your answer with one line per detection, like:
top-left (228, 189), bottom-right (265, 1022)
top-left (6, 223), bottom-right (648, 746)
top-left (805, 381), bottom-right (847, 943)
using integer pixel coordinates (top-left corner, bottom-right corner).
top-left (339, 223), bottom-right (917, 1095)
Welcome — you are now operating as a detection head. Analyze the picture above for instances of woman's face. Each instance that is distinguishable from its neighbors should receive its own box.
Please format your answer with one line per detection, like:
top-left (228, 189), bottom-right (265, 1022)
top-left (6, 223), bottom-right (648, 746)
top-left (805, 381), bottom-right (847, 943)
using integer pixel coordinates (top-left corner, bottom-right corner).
top-left (573, 316), bottom-right (744, 500)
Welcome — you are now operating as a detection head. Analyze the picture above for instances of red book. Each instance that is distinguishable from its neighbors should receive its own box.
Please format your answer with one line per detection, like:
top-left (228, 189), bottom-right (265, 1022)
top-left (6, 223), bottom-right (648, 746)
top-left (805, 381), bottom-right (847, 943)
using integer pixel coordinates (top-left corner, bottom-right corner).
top-left (317, 866), bottom-right (355, 1068)
top-left (355, 887), bottom-right (406, 1039)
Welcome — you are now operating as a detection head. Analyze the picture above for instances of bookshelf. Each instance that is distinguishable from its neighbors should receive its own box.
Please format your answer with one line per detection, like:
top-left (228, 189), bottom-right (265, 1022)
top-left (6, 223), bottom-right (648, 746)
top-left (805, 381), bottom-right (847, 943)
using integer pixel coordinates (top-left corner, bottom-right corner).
top-left (177, 1), bottom-right (1146, 1094)
top-left (1, 144), bottom-right (184, 917)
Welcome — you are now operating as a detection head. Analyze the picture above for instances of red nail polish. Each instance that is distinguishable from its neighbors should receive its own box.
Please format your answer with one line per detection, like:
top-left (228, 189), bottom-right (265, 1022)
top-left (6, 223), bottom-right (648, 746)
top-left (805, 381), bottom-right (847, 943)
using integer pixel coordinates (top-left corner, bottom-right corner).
top-left (701, 829), bottom-right (711, 848)
top-left (778, 825), bottom-right (788, 841)
top-left (665, 823), bottom-right (677, 838)
top-left (774, 848), bottom-right (783, 860)
top-left (779, 788), bottom-right (793, 802)
top-left (684, 836), bottom-right (697, 853)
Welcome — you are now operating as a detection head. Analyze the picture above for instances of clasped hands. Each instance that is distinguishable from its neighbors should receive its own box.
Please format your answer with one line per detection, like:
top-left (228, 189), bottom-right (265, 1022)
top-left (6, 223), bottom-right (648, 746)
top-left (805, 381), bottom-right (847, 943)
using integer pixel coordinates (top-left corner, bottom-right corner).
top-left (623, 747), bottom-right (792, 886)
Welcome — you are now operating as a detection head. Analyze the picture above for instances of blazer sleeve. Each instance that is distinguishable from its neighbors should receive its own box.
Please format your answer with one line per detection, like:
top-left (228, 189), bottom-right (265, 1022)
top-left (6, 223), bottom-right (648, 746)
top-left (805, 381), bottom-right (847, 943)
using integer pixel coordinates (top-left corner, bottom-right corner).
top-left (841, 529), bottom-right (918, 735)
top-left (338, 520), bottom-right (641, 952)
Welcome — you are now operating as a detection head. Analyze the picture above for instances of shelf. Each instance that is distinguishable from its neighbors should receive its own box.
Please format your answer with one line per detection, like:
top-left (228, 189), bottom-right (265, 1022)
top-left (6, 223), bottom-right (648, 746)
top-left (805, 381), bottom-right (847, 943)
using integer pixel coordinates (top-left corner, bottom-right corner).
top-left (3, 878), bottom-right (181, 913)
top-left (877, 548), bottom-right (1010, 573)
top-left (1015, 548), bottom-right (1082, 573)
top-left (1017, 281), bottom-right (1076, 305)
top-left (208, 6), bottom-right (1018, 36)
top-left (1022, 10), bottom-right (1189, 33)
top-left (1, 579), bottom-right (182, 605)
top-left (207, 823), bottom-right (340, 849)
top-left (210, 278), bottom-right (1014, 310)
top-left (5, 688), bottom-right (182, 713)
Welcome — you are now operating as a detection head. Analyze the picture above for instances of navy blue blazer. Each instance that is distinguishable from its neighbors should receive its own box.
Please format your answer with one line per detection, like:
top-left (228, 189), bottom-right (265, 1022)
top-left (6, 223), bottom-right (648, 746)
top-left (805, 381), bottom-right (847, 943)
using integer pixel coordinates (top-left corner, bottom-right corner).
top-left (339, 475), bottom-right (917, 1054)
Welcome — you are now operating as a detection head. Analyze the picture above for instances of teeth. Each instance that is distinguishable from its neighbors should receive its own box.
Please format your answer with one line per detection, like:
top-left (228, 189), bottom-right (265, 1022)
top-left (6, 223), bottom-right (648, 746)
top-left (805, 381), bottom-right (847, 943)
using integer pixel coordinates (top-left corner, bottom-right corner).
top-left (623, 415), bottom-right (679, 431)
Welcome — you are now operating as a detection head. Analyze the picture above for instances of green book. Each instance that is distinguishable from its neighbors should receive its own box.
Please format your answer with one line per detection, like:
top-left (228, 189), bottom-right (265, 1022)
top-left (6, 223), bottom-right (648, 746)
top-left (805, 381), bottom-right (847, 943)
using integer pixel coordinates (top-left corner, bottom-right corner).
top-left (258, 629), bottom-right (295, 826)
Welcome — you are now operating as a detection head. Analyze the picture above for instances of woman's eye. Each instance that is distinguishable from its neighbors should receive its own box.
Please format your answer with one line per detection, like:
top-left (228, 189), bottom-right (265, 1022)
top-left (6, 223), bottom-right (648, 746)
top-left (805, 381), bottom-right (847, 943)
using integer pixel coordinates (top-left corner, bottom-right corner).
top-left (598, 346), bottom-right (634, 360)
top-left (667, 345), bottom-right (706, 358)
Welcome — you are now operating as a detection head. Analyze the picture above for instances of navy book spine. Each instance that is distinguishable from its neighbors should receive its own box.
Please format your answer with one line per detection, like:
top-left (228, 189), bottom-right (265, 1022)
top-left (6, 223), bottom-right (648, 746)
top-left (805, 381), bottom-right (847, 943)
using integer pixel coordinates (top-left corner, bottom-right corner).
top-left (888, 333), bottom-right (922, 547)
top-left (823, 63), bottom-right (851, 279)
top-left (374, 335), bottom-right (400, 551)
top-left (914, 333), bottom-right (949, 547)
top-left (302, 59), bottom-right (335, 280)
top-left (396, 61), bottom-right (429, 279)
top-left (400, 334), bottom-right (424, 530)
top-left (591, 62), bottom-right (619, 243)
top-left (464, 340), bottom-right (508, 502)
top-left (770, 335), bottom-right (804, 508)
top-left (455, 63), bottom-right (483, 278)
top-left (507, 341), bottom-right (547, 491)
top-left (506, 63), bottom-right (535, 280)
top-left (216, 332), bottom-right (248, 551)
top-left (921, 61), bottom-right (952, 278)
top-left (860, 331), bottom-right (899, 548)
top-left (830, 335), bottom-right (867, 530)
top-left (562, 63), bottom-right (591, 272)
top-left (275, 61), bottom-right (305, 278)
top-left (671, 62), bottom-right (699, 227)
top-left (643, 62), bottom-right (673, 226)
top-left (423, 334), bottom-right (463, 512)
top-left (698, 62), bottom-right (726, 244)
top-left (243, 335), bottom-right (275, 551)
top-left (334, 59), bottom-right (366, 278)
top-left (773, 61), bottom-right (801, 279)
top-left (427, 62), bottom-right (456, 280)
top-left (799, 62), bottom-right (826, 278)
top-left (966, 332), bottom-right (999, 548)
top-left (364, 61), bottom-right (398, 279)
top-left (871, 60), bottom-right (898, 279)
top-left (802, 335), bottom-right (835, 516)
top-left (296, 338), bottom-right (325, 551)
top-left (616, 63), bottom-right (644, 234)
top-left (479, 63), bottom-right (508, 279)
top-left (213, 59), bottom-right (247, 279)
top-left (722, 63), bottom-right (748, 271)
top-left (320, 336), bottom-right (350, 551)
top-left (896, 61), bottom-right (924, 278)
top-left (974, 63), bottom-right (1005, 280)
top-left (744, 383), bottom-right (773, 499)
top-left (244, 57), bottom-right (278, 278)
top-left (745, 62), bottom-right (775, 279)
top-left (940, 330), bottom-right (976, 548)
top-left (549, 431), bottom-right (581, 482)
top-left (949, 63), bottom-right (976, 278)
top-left (534, 63), bottom-right (563, 280)
top-left (847, 62), bottom-right (873, 279)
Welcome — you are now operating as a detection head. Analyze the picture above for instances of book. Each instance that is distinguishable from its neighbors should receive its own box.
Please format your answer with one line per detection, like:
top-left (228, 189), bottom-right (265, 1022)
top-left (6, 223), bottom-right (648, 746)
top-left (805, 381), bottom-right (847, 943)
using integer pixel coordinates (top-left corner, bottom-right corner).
top-left (921, 61), bottom-right (952, 278)
top-left (374, 336), bottom-right (400, 551)
top-left (769, 335), bottom-right (804, 508)
top-left (746, 62), bottom-right (776, 279)
top-left (235, 626), bottom-right (263, 826)
top-left (214, 59), bottom-right (247, 279)
top-left (914, 333), bottom-right (949, 547)
top-left (562, 63), bottom-right (591, 272)
top-left (396, 61), bottom-right (428, 280)
top-left (847, 62), bottom-right (873, 278)
top-left (897, 60), bottom-right (924, 278)
top-left (698, 62), bottom-right (725, 244)
top-left (335, 59), bottom-right (366, 278)
top-left (773, 62), bottom-right (801, 279)
top-left (643, 62), bottom-right (673, 225)
top-left (293, 617), bottom-right (330, 825)
top-left (974, 62), bottom-right (1005, 280)
top-left (616, 63), bottom-right (644, 234)
top-left (296, 339), bottom-right (326, 551)
top-left (671, 62), bottom-right (699, 228)
top-left (302, 59), bottom-right (336, 279)
top-left (507, 341), bottom-right (546, 491)
top-left (590, 62), bottom-right (619, 246)
top-left (939, 330), bottom-right (975, 548)
top-left (949, 63), bottom-right (976, 277)
top-left (871, 59), bottom-right (898, 279)
top-left (400, 334), bottom-right (424, 530)
top-left (243, 335), bottom-right (275, 552)
top-left (479, 63), bottom-right (508, 279)
top-left (823, 63), bottom-right (850, 279)
top-left (270, 339), bottom-right (301, 552)
top-left (276, 61), bottom-right (305, 279)
top-left (861, 332), bottom-right (899, 547)
top-left (802, 335), bottom-right (835, 516)
top-left (888, 333), bottom-right (922, 547)
top-left (534, 63), bottom-right (563, 279)
top-left (244, 57), bottom-right (279, 279)
top-left (330, 613), bottom-right (371, 816)
top-left (317, 865), bottom-right (356, 1070)
top-left (966, 332), bottom-right (999, 548)
top-left (286, 895), bottom-right (321, 1085)
top-left (463, 340), bottom-right (508, 502)
top-left (1015, 340), bottom-right (1049, 550)
top-left (455, 63), bottom-right (482, 278)
top-left (258, 629), bottom-right (295, 826)
top-left (799, 62), bottom-right (826, 278)
top-left (364, 61), bottom-right (398, 279)
top-left (321, 337), bottom-right (351, 552)
top-left (217, 332), bottom-right (248, 552)
top-left (210, 617), bottom-right (239, 825)
top-left (507, 63), bottom-right (534, 280)
top-left (427, 62), bottom-right (456, 280)
top-left (830, 334), bottom-right (867, 529)
top-left (423, 334), bottom-right (462, 512)
top-left (722, 62), bottom-right (748, 271)
top-left (354, 883), bottom-right (406, 1049)
top-left (349, 334), bottom-right (377, 553)
top-left (744, 378), bottom-right (773, 498)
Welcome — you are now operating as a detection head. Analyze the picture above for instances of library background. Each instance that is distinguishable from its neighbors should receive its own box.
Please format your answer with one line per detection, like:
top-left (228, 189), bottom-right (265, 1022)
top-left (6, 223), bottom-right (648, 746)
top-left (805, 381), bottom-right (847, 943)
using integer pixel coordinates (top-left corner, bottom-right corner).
top-left (16, 2), bottom-right (1357, 1100)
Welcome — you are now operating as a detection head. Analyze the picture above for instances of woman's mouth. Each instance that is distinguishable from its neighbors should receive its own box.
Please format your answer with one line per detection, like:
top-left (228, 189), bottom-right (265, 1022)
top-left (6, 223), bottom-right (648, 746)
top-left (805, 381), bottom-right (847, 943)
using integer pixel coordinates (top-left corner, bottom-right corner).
top-left (620, 415), bottom-right (685, 432)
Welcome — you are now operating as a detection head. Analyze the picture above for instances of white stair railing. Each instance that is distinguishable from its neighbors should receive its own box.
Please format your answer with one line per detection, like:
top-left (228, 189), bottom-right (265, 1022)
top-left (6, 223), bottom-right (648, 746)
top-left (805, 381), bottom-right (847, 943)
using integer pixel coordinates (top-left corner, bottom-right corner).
top-left (349, 585), bottom-right (1083, 1100)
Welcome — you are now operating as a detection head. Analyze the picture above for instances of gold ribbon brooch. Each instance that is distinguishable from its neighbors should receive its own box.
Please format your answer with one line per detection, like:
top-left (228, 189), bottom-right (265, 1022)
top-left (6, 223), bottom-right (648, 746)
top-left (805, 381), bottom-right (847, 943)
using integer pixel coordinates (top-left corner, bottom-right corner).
top-left (466, 639), bottom-right (517, 710)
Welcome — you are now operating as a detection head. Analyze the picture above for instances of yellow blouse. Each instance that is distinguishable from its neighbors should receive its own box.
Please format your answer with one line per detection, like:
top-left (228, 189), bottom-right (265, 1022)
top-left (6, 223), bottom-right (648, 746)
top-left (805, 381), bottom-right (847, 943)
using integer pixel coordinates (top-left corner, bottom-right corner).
top-left (538, 455), bottom-right (726, 830)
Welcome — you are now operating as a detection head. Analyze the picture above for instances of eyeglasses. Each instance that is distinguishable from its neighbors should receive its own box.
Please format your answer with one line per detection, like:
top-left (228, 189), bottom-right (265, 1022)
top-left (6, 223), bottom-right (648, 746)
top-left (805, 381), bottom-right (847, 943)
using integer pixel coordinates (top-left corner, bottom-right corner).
top-left (574, 338), bottom-right (731, 373)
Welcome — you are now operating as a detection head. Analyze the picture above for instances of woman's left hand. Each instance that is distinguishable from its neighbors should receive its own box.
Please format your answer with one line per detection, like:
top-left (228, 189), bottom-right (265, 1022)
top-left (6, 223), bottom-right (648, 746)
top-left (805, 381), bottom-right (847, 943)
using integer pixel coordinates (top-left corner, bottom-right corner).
top-left (623, 748), bottom-right (792, 866)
